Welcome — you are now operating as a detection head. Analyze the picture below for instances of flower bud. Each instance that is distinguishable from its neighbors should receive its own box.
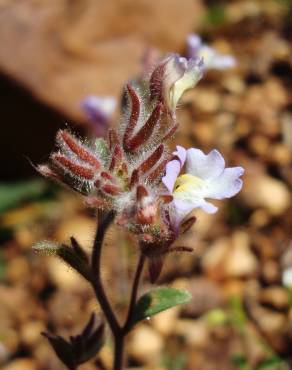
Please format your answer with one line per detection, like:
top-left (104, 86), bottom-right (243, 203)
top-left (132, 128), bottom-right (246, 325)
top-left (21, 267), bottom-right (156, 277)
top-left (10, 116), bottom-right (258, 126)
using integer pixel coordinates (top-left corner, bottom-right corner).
top-left (150, 54), bottom-right (204, 113)
top-left (135, 185), bottom-right (158, 225)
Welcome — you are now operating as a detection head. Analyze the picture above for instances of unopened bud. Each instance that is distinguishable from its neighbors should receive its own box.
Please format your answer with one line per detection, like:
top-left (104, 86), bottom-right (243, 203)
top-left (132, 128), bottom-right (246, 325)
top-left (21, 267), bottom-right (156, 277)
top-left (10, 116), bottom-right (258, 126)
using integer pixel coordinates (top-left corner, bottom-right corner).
top-left (135, 185), bottom-right (158, 225)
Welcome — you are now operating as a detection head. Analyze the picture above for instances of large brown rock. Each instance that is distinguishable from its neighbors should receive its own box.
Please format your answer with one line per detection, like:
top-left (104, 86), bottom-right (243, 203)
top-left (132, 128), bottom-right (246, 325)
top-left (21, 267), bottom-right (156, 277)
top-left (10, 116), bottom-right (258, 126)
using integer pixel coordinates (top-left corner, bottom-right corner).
top-left (0, 0), bottom-right (203, 122)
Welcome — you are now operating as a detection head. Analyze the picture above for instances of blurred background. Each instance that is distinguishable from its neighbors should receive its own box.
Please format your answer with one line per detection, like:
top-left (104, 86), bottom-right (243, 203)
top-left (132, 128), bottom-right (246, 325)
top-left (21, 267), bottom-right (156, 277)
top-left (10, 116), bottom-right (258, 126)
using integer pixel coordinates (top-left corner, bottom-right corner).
top-left (0, 0), bottom-right (292, 369)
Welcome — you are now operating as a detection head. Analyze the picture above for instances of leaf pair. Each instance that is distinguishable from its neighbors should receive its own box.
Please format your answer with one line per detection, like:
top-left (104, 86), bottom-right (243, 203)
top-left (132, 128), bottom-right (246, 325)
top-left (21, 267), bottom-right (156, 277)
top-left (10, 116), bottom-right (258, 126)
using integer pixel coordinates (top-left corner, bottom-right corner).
top-left (42, 313), bottom-right (104, 369)
top-left (33, 237), bottom-right (92, 282)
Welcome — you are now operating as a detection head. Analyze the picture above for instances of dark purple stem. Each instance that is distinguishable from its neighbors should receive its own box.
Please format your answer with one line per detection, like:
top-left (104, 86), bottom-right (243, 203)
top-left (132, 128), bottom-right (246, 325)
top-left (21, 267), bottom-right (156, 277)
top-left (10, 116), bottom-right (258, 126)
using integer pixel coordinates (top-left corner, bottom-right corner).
top-left (123, 253), bottom-right (145, 333)
top-left (91, 212), bottom-right (145, 370)
top-left (113, 336), bottom-right (125, 370)
top-left (91, 211), bottom-right (120, 336)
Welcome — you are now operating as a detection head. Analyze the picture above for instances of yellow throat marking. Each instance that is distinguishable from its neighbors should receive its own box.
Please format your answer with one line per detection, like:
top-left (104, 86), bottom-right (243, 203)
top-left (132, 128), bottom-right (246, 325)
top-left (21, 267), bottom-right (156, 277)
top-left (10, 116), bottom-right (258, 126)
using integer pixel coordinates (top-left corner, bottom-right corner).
top-left (174, 174), bottom-right (205, 194)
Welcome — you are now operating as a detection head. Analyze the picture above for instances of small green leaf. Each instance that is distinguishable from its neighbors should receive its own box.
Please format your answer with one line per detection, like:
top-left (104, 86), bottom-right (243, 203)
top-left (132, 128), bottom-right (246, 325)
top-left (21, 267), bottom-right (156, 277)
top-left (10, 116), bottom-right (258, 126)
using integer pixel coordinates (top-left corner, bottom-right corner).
top-left (131, 287), bottom-right (192, 326)
top-left (232, 354), bottom-right (248, 367)
top-left (256, 356), bottom-right (285, 370)
top-left (0, 179), bottom-right (51, 214)
top-left (95, 138), bottom-right (110, 164)
top-left (162, 352), bottom-right (187, 370)
top-left (229, 296), bottom-right (247, 330)
top-left (203, 4), bottom-right (227, 27)
top-left (204, 308), bottom-right (228, 326)
top-left (33, 240), bottom-right (59, 255)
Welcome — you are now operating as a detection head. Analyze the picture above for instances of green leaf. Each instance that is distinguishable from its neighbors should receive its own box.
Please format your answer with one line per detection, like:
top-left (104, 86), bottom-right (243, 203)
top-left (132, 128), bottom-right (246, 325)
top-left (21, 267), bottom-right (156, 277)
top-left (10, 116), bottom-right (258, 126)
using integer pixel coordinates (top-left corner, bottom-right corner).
top-left (204, 308), bottom-right (228, 326)
top-left (256, 356), bottom-right (285, 370)
top-left (0, 179), bottom-right (51, 214)
top-left (232, 354), bottom-right (248, 367)
top-left (229, 296), bottom-right (247, 330)
top-left (95, 138), bottom-right (110, 164)
top-left (203, 4), bottom-right (227, 27)
top-left (162, 352), bottom-right (187, 370)
top-left (131, 287), bottom-right (192, 326)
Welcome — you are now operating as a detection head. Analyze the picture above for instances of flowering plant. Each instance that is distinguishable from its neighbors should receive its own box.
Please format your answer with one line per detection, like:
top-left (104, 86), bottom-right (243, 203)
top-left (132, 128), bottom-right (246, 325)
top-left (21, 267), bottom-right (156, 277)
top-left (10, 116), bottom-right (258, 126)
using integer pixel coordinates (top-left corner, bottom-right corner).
top-left (35, 37), bottom-right (243, 370)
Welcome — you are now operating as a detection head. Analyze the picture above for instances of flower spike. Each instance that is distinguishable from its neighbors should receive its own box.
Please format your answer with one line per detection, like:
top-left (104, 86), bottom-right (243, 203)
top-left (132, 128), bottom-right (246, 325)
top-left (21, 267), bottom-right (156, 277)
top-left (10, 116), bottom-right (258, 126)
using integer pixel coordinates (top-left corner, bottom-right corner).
top-left (36, 38), bottom-right (246, 370)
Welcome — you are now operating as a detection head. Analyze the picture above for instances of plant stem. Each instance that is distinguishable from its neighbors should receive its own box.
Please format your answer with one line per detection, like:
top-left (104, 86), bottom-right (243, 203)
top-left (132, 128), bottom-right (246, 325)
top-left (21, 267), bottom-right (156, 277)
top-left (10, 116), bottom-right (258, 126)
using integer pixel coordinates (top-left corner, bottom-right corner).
top-left (91, 212), bottom-right (146, 370)
top-left (113, 335), bottom-right (124, 370)
top-left (91, 210), bottom-right (120, 336)
top-left (113, 254), bottom-right (145, 370)
top-left (123, 253), bottom-right (145, 333)
top-left (92, 210), bottom-right (115, 276)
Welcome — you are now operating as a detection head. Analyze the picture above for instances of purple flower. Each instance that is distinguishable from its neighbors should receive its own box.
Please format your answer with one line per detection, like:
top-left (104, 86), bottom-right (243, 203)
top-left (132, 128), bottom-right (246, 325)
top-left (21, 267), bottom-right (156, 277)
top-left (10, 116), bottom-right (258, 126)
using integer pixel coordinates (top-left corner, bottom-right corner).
top-left (162, 146), bottom-right (244, 223)
top-left (187, 34), bottom-right (236, 70)
top-left (81, 96), bottom-right (116, 136)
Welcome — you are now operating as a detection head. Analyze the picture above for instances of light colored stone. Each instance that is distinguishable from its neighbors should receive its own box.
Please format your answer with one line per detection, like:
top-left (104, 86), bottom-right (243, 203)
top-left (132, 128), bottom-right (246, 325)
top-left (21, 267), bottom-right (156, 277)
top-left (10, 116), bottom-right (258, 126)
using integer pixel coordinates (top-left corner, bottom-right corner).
top-left (254, 308), bottom-right (286, 334)
top-left (221, 74), bottom-right (245, 94)
top-left (250, 209), bottom-right (271, 227)
top-left (260, 286), bottom-right (289, 310)
top-left (262, 260), bottom-right (280, 284)
top-left (184, 278), bottom-right (223, 316)
top-left (1, 359), bottom-right (37, 370)
top-left (282, 113), bottom-right (292, 149)
top-left (47, 256), bottom-right (86, 289)
top-left (270, 143), bottom-right (291, 166)
top-left (151, 306), bottom-right (179, 335)
top-left (55, 215), bottom-right (96, 250)
top-left (192, 88), bottom-right (221, 113)
top-left (225, 232), bottom-right (258, 278)
top-left (6, 257), bottom-right (30, 284)
top-left (202, 232), bottom-right (258, 279)
top-left (99, 345), bottom-right (113, 369)
top-left (174, 319), bottom-right (209, 347)
top-left (21, 321), bottom-right (45, 348)
top-left (241, 174), bottom-right (291, 215)
top-left (129, 325), bottom-right (164, 363)
top-left (0, 342), bottom-right (9, 365)
top-left (202, 237), bottom-right (230, 279)
top-left (0, 329), bottom-right (19, 354)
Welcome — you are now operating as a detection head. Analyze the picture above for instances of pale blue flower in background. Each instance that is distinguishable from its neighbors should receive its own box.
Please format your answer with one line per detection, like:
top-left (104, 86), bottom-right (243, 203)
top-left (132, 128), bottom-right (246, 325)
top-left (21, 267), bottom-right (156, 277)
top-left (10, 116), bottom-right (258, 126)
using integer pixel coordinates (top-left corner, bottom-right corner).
top-left (81, 95), bottom-right (116, 136)
top-left (162, 146), bottom-right (244, 223)
top-left (187, 34), bottom-right (236, 70)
